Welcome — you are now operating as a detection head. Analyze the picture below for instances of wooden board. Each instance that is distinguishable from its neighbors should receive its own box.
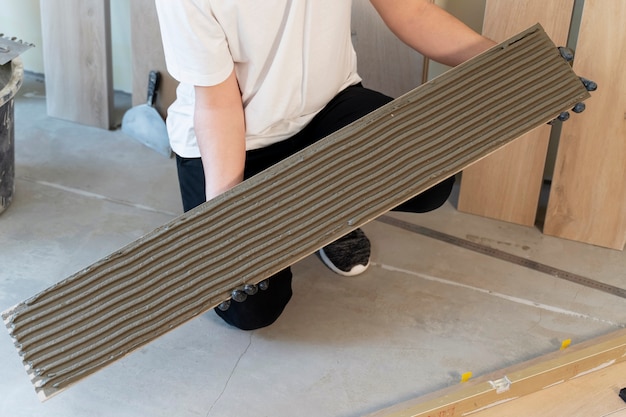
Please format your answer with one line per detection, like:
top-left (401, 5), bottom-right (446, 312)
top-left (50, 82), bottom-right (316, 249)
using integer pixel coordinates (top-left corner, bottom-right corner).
top-left (366, 328), bottom-right (626, 417)
top-left (457, 0), bottom-right (575, 226)
top-left (351, 0), bottom-right (430, 98)
top-left (470, 360), bottom-right (626, 417)
top-left (129, 0), bottom-right (177, 119)
top-left (544, 0), bottom-right (626, 250)
top-left (2, 26), bottom-right (589, 401)
top-left (40, 0), bottom-right (113, 129)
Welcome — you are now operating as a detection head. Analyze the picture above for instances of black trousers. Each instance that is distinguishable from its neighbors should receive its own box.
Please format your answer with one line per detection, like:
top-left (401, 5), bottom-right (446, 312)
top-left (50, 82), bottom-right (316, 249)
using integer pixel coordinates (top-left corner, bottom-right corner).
top-left (176, 84), bottom-right (454, 330)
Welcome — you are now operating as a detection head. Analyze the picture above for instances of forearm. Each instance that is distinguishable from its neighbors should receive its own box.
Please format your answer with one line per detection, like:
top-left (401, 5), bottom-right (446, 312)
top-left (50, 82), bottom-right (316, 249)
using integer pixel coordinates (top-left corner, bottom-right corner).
top-left (371, 0), bottom-right (496, 66)
top-left (194, 71), bottom-right (246, 201)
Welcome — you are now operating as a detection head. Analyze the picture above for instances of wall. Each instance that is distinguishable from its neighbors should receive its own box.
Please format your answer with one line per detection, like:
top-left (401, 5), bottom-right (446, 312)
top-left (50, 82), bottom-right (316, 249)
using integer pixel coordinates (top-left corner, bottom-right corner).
top-left (109, 0), bottom-right (132, 93)
top-left (0, 0), bottom-right (44, 73)
top-left (1, 1), bottom-right (488, 92)
top-left (0, 0), bottom-right (132, 93)
top-left (429, 0), bottom-right (487, 79)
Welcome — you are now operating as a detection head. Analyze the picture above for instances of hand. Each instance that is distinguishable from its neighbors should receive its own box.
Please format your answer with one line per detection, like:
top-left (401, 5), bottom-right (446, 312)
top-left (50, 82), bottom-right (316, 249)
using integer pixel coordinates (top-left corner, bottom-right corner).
top-left (217, 280), bottom-right (270, 311)
top-left (549, 47), bottom-right (597, 124)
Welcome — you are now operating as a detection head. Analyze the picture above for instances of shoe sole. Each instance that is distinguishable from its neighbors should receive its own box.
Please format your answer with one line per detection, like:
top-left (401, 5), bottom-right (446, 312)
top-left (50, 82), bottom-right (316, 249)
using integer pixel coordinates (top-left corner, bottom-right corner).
top-left (318, 248), bottom-right (370, 277)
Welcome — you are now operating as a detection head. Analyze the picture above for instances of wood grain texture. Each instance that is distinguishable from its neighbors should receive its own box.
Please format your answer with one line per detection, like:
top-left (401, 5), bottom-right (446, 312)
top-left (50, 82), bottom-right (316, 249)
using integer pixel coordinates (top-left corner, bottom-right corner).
top-left (544, 0), bottom-right (626, 250)
top-left (2, 26), bottom-right (589, 401)
top-left (129, 0), bottom-right (177, 119)
top-left (351, 0), bottom-right (430, 98)
top-left (366, 328), bottom-right (626, 417)
top-left (470, 360), bottom-right (626, 417)
top-left (40, 0), bottom-right (113, 129)
top-left (458, 0), bottom-right (575, 226)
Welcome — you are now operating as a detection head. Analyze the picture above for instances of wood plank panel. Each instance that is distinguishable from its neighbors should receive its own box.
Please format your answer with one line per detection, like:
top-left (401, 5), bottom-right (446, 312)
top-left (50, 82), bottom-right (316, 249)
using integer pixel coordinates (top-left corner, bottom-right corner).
top-left (366, 328), bottom-right (626, 417)
top-left (3, 26), bottom-right (589, 400)
top-left (544, 0), bottom-right (626, 250)
top-left (458, 0), bottom-right (575, 226)
top-left (39, 0), bottom-right (113, 129)
top-left (471, 360), bottom-right (626, 416)
top-left (351, 0), bottom-right (430, 98)
top-left (129, 0), bottom-right (177, 119)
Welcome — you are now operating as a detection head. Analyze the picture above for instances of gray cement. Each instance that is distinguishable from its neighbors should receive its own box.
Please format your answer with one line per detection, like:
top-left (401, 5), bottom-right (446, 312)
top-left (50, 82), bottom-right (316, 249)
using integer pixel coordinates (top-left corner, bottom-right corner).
top-left (1, 72), bottom-right (624, 417)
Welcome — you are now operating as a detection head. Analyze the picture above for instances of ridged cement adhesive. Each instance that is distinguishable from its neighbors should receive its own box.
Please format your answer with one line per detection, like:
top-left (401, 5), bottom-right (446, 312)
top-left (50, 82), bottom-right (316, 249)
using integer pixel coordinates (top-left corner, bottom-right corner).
top-left (2, 25), bottom-right (590, 400)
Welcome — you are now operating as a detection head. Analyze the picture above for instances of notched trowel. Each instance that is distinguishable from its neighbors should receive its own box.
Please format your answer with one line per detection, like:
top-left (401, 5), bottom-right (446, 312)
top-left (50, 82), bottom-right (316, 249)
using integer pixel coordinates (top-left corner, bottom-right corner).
top-left (121, 70), bottom-right (172, 157)
top-left (0, 34), bottom-right (34, 65)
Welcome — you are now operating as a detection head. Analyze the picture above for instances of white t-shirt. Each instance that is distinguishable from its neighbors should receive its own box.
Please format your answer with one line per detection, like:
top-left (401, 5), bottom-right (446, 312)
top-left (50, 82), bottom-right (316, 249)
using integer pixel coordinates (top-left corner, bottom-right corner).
top-left (155, 0), bottom-right (362, 157)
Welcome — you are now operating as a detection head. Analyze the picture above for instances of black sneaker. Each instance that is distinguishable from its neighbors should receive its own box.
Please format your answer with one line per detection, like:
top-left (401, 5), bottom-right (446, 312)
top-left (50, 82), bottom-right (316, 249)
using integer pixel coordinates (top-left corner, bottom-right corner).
top-left (318, 228), bottom-right (371, 276)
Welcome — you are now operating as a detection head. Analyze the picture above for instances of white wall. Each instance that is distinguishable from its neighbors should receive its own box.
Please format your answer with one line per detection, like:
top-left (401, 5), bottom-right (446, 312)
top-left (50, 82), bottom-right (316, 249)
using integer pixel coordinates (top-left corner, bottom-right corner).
top-left (0, 0), bottom-right (133, 93)
top-left (0, 0), bottom-right (44, 73)
top-left (110, 0), bottom-right (132, 93)
top-left (429, 0), bottom-right (487, 79)
top-left (1, 0), bottom-right (486, 92)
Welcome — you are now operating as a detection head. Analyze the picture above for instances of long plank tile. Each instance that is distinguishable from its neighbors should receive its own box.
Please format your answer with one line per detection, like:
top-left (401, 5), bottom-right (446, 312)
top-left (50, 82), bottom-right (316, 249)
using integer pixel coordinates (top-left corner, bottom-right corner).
top-left (2, 25), bottom-right (589, 400)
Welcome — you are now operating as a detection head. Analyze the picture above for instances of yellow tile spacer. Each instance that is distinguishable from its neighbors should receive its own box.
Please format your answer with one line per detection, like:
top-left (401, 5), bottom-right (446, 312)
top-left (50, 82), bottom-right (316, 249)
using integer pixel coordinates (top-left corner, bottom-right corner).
top-left (560, 339), bottom-right (572, 350)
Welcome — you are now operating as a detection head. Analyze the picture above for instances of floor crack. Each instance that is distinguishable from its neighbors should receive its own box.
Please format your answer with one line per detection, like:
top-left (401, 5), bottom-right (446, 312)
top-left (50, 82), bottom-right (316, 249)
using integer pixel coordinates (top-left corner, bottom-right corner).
top-left (205, 332), bottom-right (254, 417)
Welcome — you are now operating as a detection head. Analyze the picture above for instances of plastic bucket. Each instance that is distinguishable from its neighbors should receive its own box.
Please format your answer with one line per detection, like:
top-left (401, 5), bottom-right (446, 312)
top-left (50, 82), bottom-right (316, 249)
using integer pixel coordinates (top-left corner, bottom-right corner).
top-left (0, 57), bottom-right (23, 214)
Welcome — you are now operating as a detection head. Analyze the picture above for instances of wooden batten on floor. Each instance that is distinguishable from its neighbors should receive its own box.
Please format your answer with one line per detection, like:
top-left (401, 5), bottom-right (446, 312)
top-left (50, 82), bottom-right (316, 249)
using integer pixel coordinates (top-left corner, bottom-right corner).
top-left (2, 25), bottom-right (589, 401)
top-left (365, 328), bottom-right (626, 417)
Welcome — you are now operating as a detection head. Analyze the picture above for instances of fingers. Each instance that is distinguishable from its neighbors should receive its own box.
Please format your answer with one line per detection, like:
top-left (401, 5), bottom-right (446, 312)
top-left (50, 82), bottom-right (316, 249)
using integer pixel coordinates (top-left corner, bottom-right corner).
top-left (572, 102), bottom-right (586, 113)
top-left (232, 289), bottom-right (248, 302)
top-left (580, 77), bottom-right (597, 91)
top-left (557, 46), bottom-right (598, 91)
top-left (548, 47), bottom-right (597, 124)
top-left (559, 46), bottom-right (575, 63)
top-left (217, 279), bottom-right (271, 311)
top-left (244, 284), bottom-right (259, 295)
top-left (552, 112), bottom-right (570, 124)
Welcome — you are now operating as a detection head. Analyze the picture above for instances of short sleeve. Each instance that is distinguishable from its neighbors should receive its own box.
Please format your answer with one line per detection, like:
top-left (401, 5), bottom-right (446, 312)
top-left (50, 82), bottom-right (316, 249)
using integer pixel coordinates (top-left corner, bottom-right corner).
top-left (155, 0), bottom-right (234, 86)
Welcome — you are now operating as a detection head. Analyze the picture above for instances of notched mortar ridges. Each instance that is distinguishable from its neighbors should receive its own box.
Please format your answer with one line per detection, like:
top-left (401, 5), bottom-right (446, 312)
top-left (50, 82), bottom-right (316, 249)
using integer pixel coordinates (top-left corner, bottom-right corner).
top-left (2, 24), bottom-right (590, 400)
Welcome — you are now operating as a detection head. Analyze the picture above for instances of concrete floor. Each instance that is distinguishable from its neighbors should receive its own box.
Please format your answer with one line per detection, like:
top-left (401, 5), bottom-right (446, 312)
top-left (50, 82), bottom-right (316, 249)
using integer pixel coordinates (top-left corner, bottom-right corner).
top-left (1, 73), bottom-right (625, 417)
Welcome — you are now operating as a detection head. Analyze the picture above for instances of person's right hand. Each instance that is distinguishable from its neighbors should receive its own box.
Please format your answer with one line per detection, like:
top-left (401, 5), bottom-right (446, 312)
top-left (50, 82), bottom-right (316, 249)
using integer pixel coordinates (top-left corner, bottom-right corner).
top-left (549, 46), bottom-right (597, 124)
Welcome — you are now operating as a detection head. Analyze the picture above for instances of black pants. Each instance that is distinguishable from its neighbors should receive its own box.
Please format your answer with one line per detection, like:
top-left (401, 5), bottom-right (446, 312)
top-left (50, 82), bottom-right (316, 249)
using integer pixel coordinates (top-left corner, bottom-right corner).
top-left (176, 84), bottom-right (454, 330)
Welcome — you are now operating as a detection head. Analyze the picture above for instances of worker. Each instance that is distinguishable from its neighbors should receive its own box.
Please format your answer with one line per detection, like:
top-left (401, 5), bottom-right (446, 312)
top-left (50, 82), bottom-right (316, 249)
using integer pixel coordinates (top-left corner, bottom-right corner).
top-left (154, 0), bottom-right (498, 330)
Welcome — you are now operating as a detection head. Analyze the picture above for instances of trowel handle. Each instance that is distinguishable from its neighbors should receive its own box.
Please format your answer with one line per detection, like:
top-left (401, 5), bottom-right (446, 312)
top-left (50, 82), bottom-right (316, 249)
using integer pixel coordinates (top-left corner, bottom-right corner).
top-left (147, 70), bottom-right (161, 106)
